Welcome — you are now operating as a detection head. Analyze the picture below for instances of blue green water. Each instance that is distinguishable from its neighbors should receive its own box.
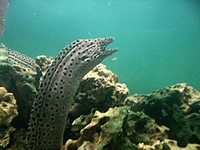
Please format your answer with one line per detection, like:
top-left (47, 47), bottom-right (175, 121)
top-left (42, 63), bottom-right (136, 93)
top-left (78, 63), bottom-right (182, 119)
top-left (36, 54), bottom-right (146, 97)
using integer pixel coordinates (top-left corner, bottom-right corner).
top-left (1, 0), bottom-right (200, 94)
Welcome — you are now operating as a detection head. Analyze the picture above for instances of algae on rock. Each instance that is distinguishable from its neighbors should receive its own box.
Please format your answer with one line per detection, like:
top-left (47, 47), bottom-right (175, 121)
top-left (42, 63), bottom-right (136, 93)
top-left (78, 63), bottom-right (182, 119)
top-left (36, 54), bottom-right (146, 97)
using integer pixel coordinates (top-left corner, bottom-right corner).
top-left (65, 106), bottom-right (169, 150)
top-left (125, 83), bottom-right (200, 147)
top-left (65, 106), bottom-right (138, 150)
top-left (71, 64), bottom-right (129, 120)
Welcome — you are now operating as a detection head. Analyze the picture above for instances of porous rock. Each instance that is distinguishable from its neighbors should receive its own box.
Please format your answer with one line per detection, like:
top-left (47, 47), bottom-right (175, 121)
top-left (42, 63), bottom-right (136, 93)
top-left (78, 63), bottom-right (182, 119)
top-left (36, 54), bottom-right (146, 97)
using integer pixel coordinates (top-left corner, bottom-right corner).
top-left (71, 64), bottom-right (129, 119)
top-left (0, 87), bottom-right (18, 148)
top-left (65, 106), bottom-right (137, 150)
top-left (35, 55), bottom-right (53, 75)
top-left (65, 106), bottom-right (168, 150)
top-left (126, 111), bottom-right (168, 145)
top-left (0, 126), bottom-right (16, 149)
top-left (125, 83), bottom-right (200, 147)
top-left (138, 139), bottom-right (200, 150)
top-left (163, 139), bottom-right (200, 150)
top-left (5, 128), bottom-right (27, 150)
top-left (0, 87), bottom-right (18, 126)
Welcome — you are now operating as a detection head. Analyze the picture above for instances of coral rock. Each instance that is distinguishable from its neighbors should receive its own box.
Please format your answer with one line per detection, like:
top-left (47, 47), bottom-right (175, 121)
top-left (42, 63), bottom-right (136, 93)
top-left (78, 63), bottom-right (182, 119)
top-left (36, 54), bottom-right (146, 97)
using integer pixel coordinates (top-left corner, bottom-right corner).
top-left (65, 106), bottom-right (137, 150)
top-left (0, 87), bottom-right (18, 126)
top-left (0, 87), bottom-right (18, 148)
top-left (125, 83), bottom-right (200, 147)
top-left (6, 128), bottom-right (27, 150)
top-left (126, 111), bottom-right (168, 145)
top-left (35, 55), bottom-right (53, 75)
top-left (77, 64), bottom-right (129, 105)
top-left (65, 106), bottom-right (167, 150)
top-left (138, 139), bottom-right (200, 150)
top-left (0, 126), bottom-right (16, 148)
top-left (78, 141), bottom-right (96, 150)
top-left (163, 139), bottom-right (200, 150)
top-left (73, 64), bottom-right (129, 116)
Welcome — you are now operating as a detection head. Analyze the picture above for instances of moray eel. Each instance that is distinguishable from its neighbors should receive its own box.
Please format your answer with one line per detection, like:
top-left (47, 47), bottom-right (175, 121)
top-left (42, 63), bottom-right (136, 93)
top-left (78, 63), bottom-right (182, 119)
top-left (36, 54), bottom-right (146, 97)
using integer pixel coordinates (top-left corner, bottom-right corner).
top-left (0, 44), bottom-right (37, 72)
top-left (26, 37), bottom-right (118, 150)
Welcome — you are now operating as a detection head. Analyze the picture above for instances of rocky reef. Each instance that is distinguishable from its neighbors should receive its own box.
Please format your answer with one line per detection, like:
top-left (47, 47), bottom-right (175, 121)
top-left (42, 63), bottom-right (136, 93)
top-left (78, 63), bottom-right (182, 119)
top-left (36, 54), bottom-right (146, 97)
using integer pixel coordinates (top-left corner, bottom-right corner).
top-left (0, 44), bottom-right (200, 149)
top-left (65, 83), bottom-right (200, 150)
top-left (69, 64), bottom-right (129, 121)
top-left (65, 106), bottom-right (166, 150)
top-left (125, 83), bottom-right (200, 149)
top-left (65, 106), bottom-right (137, 150)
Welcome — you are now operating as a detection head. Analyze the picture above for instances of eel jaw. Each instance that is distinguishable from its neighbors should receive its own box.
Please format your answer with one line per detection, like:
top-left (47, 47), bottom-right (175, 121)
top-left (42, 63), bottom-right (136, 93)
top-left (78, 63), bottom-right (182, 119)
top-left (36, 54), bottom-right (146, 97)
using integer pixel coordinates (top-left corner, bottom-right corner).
top-left (93, 37), bottom-right (118, 59)
top-left (100, 48), bottom-right (118, 58)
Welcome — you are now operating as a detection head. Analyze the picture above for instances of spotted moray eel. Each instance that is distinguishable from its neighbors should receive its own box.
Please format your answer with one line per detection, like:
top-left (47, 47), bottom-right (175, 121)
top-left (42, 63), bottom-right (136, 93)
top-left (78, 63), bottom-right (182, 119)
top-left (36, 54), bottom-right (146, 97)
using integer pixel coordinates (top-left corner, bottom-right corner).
top-left (0, 43), bottom-right (37, 72)
top-left (26, 37), bottom-right (118, 150)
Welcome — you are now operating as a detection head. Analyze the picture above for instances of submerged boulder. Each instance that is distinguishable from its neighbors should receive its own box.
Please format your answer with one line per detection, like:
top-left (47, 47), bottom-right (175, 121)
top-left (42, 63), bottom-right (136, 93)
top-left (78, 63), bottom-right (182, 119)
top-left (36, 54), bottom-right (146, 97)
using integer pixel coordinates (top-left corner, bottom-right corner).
top-left (70, 64), bottom-right (129, 120)
top-left (125, 83), bottom-right (200, 147)
top-left (65, 106), bottom-right (138, 150)
top-left (65, 106), bottom-right (169, 150)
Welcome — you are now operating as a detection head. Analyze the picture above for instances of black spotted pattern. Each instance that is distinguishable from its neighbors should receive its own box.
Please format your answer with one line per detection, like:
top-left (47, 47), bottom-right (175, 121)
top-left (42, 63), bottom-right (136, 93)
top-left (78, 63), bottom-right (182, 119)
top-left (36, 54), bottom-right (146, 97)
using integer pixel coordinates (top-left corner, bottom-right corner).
top-left (26, 37), bottom-right (117, 150)
top-left (7, 49), bottom-right (37, 72)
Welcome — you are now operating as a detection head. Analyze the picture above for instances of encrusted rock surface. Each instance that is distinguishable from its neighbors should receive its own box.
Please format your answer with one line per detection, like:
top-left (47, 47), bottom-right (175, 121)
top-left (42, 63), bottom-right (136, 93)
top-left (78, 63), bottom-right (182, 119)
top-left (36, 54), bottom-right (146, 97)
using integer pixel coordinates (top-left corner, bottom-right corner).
top-left (65, 106), bottom-right (137, 150)
top-left (125, 83), bottom-right (200, 147)
top-left (67, 83), bottom-right (200, 150)
top-left (76, 64), bottom-right (129, 107)
top-left (5, 128), bottom-right (27, 150)
top-left (0, 87), bottom-right (18, 148)
top-left (70, 64), bottom-right (129, 120)
top-left (35, 55), bottom-right (53, 75)
top-left (126, 111), bottom-right (168, 145)
top-left (0, 87), bottom-right (18, 126)
top-left (138, 139), bottom-right (200, 150)
top-left (65, 106), bottom-right (168, 150)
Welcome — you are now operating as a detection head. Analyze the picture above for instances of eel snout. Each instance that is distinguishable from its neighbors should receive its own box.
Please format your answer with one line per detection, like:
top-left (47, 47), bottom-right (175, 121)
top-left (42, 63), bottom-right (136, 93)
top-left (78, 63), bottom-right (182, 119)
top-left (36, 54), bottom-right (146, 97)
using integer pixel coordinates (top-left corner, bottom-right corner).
top-left (91, 37), bottom-right (118, 59)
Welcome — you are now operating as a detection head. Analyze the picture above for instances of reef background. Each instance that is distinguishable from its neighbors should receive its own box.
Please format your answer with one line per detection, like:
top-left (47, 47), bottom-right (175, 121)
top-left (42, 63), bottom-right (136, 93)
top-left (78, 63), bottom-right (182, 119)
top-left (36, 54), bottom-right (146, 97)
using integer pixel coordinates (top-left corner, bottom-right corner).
top-left (0, 0), bottom-right (200, 94)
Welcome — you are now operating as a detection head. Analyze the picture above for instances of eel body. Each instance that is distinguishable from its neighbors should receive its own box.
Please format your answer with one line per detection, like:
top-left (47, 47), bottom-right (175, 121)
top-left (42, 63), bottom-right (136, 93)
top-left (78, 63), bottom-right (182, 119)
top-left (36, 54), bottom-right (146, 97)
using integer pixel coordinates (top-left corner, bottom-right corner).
top-left (0, 43), bottom-right (37, 72)
top-left (26, 37), bottom-right (118, 150)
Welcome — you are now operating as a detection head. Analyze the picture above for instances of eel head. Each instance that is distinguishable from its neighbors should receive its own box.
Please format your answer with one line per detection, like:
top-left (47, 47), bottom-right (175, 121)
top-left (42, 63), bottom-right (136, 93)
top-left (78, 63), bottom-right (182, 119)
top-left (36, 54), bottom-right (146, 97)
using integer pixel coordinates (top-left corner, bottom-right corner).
top-left (76, 37), bottom-right (118, 69)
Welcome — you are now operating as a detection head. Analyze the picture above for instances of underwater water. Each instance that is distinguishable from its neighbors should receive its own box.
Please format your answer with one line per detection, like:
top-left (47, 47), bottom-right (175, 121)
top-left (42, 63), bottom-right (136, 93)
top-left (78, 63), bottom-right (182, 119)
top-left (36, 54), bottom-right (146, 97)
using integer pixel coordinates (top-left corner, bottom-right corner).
top-left (0, 0), bottom-right (200, 94)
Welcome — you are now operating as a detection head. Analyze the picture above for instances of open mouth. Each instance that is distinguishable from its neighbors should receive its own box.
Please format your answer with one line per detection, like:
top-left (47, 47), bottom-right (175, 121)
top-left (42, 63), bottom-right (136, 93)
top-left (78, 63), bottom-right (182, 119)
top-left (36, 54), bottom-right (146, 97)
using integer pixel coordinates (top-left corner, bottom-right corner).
top-left (99, 37), bottom-right (118, 57)
top-left (102, 47), bottom-right (118, 57)
top-left (79, 37), bottom-right (118, 61)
